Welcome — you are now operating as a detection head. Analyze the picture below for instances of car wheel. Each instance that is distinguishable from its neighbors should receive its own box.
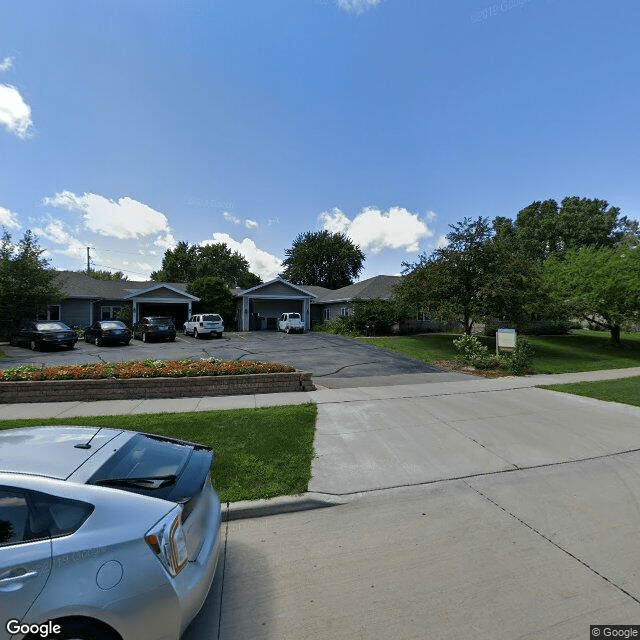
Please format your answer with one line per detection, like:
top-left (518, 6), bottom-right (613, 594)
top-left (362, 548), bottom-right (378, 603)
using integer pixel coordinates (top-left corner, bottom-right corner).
top-left (285, 326), bottom-right (290, 334)
top-left (95, 336), bottom-right (102, 347)
top-left (125, 339), bottom-right (131, 345)
top-left (217, 332), bottom-right (222, 339)
top-left (169, 335), bottom-right (175, 342)
top-left (23, 619), bottom-right (118, 640)
top-left (29, 339), bottom-right (38, 351)
top-left (193, 328), bottom-right (199, 339)
top-left (142, 332), bottom-right (148, 343)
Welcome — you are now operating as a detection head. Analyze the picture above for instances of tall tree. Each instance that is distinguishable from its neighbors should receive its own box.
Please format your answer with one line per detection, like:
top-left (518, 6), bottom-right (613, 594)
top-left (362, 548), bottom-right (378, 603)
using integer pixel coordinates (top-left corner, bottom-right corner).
top-left (186, 276), bottom-right (236, 325)
top-left (499, 196), bottom-right (628, 261)
top-left (544, 244), bottom-right (640, 345)
top-left (281, 230), bottom-right (364, 289)
top-left (151, 241), bottom-right (261, 289)
top-left (0, 230), bottom-right (64, 338)
top-left (395, 217), bottom-right (543, 334)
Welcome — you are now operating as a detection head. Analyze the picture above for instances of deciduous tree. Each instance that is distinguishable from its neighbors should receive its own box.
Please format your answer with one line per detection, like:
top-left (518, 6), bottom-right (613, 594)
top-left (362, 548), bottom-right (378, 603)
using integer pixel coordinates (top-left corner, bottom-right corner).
top-left (544, 244), bottom-right (640, 345)
top-left (0, 230), bottom-right (64, 338)
top-left (281, 230), bottom-right (364, 289)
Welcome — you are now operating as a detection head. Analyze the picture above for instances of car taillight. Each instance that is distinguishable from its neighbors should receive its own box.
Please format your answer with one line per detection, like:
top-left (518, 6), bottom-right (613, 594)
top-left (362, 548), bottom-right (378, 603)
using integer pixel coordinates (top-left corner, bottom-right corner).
top-left (145, 510), bottom-right (188, 577)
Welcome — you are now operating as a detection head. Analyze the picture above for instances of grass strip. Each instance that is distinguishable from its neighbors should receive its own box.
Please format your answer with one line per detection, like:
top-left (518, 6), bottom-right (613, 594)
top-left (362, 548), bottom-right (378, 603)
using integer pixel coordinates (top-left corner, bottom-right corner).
top-left (538, 376), bottom-right (640, 408)
top-left (358, 330), bottom-right (640, 374)
top-left (0, 403), bottom-right (317, 503)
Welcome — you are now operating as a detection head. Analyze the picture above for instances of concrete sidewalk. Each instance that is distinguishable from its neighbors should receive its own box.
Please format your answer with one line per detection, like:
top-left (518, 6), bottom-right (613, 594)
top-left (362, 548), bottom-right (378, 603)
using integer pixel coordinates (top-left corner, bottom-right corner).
top-left (2, 366), bottom-right (640, 420)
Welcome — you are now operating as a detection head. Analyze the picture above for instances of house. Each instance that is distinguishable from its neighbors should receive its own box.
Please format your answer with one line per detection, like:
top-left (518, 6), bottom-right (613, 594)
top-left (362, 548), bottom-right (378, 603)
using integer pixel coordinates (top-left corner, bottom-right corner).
top-left (52, 271), bottom-right (432, 333)
top-left (51, 271), bottom-right (199, 327)
top-left (233, 275), bottom-right (405, 331)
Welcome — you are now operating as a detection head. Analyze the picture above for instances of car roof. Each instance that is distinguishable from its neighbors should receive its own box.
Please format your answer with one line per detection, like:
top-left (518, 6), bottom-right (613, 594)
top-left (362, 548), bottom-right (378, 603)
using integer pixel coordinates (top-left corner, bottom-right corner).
top-left (0, 426), bottom-right (124, 479)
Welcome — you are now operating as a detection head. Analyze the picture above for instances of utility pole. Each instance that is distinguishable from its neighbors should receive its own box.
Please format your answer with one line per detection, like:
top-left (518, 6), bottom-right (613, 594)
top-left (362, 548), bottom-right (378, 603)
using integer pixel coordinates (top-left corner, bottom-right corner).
top-left (87, 247), bottom-right (91, 273)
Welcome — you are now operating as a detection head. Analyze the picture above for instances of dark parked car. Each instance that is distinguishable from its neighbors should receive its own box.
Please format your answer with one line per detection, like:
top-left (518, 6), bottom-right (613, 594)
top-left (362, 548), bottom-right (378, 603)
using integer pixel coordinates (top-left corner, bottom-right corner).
top-left (83, 320), bottom-right (132, 346)
top-left (132, 316), bottom-right (176, 342)
top-left (10, 321), bottom-right (78, 351)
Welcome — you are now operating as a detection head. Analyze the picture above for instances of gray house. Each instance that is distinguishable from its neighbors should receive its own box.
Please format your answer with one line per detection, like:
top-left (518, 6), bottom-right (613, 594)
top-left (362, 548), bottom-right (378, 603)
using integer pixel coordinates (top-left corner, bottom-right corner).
top-left (52, 271), bottom-right (431, 333)
top-left (51, 271), bottom-right (199, 328)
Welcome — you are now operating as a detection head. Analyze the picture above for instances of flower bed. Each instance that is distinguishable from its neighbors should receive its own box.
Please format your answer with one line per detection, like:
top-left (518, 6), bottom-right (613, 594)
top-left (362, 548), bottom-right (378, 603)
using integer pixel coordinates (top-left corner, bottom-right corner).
top-left (0, 358), bottom-right (295, 382)
top-left (0, 358), bottom-right (314, 404)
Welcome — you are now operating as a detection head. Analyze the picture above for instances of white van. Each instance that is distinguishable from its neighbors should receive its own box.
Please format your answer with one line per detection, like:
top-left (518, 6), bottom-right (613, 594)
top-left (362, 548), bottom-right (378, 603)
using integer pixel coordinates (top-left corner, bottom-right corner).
top-left (277, 312), bottom-right (304, 334)
top-left (183, 313), bottom-right (224, 339)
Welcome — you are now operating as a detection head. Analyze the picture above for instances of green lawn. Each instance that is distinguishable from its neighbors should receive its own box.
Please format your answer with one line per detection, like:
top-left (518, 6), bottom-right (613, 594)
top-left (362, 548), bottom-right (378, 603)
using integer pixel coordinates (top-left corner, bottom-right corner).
top-left (0, 404), bottom-right (317, 503)
top-left (358, 330), bottom-right (640, 374)
top-left (539, 376), bottom-right (640, 407)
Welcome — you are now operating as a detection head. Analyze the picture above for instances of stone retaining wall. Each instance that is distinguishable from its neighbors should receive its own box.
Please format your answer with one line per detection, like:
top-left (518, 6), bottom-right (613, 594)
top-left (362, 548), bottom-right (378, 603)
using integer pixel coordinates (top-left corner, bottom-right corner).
top-left (0, 371), bottom-right (315, 404)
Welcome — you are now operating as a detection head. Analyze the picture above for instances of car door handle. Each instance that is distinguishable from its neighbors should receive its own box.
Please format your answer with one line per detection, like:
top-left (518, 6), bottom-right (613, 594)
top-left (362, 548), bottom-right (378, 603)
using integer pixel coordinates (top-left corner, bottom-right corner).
top-left (0, 570), bottom-right (39, 585)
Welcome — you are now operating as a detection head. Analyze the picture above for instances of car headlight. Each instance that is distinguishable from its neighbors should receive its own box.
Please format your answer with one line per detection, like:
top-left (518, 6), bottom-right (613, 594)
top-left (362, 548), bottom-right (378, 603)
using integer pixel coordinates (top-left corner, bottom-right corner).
top-left (145, 510), bottom-right (188, 577)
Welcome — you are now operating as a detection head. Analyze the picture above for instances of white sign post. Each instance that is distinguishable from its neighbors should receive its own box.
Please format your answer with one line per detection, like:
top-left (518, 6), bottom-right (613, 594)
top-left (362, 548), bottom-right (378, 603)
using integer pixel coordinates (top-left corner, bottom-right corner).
top-left (496, 328), bottom-right (517, 355)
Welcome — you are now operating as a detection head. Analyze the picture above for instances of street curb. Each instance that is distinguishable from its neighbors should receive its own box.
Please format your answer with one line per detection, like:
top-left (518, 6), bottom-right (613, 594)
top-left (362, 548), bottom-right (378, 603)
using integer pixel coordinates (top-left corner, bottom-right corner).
top-left (222, 492), bottom-right (343, 521)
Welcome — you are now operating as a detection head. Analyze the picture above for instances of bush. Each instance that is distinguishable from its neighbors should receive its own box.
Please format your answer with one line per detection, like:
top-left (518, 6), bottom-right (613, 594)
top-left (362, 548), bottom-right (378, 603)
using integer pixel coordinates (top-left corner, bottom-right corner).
top-left (505, 339), bottom-right (535, 375)
top-left (452, 334), bottom-right (503, 369)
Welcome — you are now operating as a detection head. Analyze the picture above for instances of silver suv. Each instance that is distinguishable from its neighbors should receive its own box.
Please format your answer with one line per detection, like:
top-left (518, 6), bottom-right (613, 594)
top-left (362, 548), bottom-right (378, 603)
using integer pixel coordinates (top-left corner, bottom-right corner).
top-left (0, 426), bottom-right (221, 640)
top-left (183, 314), bottom-right (224, 339)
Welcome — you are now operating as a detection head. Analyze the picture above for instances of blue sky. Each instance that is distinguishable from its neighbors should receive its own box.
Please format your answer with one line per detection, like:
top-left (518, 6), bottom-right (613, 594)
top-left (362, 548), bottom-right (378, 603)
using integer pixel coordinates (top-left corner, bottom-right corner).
top-left (1, 0), bottom-right (639, 282)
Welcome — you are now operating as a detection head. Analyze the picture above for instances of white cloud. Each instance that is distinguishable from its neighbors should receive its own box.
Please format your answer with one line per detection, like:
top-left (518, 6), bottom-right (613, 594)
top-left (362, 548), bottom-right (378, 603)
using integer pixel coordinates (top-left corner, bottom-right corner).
top-left (0, 57), bottom-right (13, 73)
top-left (244, 219), bottom-right (258, 230)
top-left (32, 219), bottom-right (86, 259)
top-left (426, 211), bottom-right (437, 222)
top-left (435, 234), bottom-right (448, 249)
top-left (337, 0), bottom-right (381, 14)
top-left (202, 232), bottom-right (283, 281)
top-left (0, 84), bottom-right (33, 138)
top-left (43, 191), bottom-right (174, 242)
top-left (223, 211), bottom-right (241, 225)
top-left (0, 205), bottom-right (20, 229)
top-left (319, 206), bottom-right (433, 255)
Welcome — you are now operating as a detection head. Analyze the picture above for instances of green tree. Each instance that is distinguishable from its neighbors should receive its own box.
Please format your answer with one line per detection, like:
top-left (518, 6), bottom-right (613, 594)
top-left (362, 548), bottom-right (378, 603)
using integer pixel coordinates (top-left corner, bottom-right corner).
top-left (84, 269), bottom-right (128, 281)
top-left (281, 230), bottom-right (365, 289)
top-left (395, 217), bottom-right (543, 334)
top-left (0, 230), bottom-right (64, 338)
top-left (544, 244), bottom-right (640, 345)
top-left (186, 276), bottom-right (236, 325)
top-left (498, 196), bottom-right (631, 261)
top-left (151, 241), bottom-right (261, 289)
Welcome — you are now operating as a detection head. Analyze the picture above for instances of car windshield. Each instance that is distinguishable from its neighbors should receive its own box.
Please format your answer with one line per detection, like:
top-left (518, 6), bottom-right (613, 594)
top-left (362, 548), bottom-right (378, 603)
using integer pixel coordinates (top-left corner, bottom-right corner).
top-left (101, 321), bottom-right (126, 329)
top-left (202, 315), bottom-right (221, 321)
top-left (148, 318), bottom-right (172, 325)
top-left (35, 322), bottom-right (69, 331)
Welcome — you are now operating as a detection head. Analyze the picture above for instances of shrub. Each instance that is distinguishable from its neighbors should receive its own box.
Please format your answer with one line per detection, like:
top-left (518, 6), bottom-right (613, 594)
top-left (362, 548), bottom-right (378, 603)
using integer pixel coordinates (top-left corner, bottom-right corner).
top-left (505, 339), bottom-right (535, 375)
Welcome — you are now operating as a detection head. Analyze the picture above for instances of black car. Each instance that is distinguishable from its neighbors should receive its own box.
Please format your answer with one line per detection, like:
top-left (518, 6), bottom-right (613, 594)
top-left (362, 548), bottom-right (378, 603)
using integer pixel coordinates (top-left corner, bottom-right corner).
top-left (83, 319), bottom-right (132, 346)
top-left (132, 316), bottom-right (177, 342)
top-left (10, 321), bottom-right (78, 351)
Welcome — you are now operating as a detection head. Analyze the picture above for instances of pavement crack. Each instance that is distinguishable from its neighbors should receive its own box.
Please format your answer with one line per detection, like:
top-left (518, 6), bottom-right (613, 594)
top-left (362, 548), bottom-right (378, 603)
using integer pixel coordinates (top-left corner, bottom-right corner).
top-left (464, 480), bottom-right (640, 607)
top-left (315, 361), bottom-right (383, 377)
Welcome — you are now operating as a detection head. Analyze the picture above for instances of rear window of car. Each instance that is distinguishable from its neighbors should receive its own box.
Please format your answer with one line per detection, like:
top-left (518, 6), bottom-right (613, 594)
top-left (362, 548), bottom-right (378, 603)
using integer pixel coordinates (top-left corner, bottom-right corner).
top-left (288, 313), bottom-right (301, 320)
top-left (100, 321), bottom-right (126, 329)
top-left (147, 318), bottom-right (172, 325)
top-left (35, 322), bottom-right (69, 331)
top-left (88, 433), bottom-right (192, 484)
top-left (202, 315), bottom-right (222, 322)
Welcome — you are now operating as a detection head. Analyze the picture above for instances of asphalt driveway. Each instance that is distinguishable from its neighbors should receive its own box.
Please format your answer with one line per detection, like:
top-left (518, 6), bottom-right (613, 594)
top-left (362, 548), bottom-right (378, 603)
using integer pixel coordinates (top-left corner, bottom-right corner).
top-left (0, 331), bottom-right (468, 388)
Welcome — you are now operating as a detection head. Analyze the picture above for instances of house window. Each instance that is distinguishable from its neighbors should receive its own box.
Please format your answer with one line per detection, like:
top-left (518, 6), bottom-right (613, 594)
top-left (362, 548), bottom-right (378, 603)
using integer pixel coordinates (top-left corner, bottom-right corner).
top-left (323, 308), bottom-right (331, 321)
top-left (416, 309), bottom-right (428, 322)
top-left (340, 307), bottom-right (350, 317)
top-left (101, 306), bottom-right (122, 320)
top-left (47, 305), bottom-right (61, 321)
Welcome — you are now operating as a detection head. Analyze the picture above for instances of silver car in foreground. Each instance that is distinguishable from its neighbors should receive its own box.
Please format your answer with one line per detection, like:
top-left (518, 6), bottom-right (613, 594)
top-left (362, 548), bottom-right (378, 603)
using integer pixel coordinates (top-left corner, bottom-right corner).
top-left (0, 426), bottom-right (222, 640)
